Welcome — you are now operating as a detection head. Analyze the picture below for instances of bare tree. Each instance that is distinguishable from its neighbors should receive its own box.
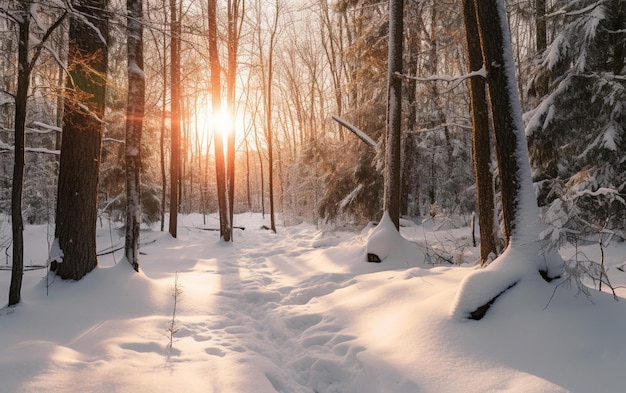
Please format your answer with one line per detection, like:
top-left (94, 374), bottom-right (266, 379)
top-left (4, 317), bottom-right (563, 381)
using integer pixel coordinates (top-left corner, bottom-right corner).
top-left (254, 0), bottom-right (281, 233)
top-left (384, 0), bottom-right (403, 230)
top-left (168, 0), bottom-right (180, 238)
top-left (3, 1), bottom-right (66, 304)
top-left (124, 0), bottom-right (145, 271)
top-left (208, 0), bottom-right (231, 240)
top-left (462, 0), bottom-right (497, 265)
top-left (474, 0), bottom-right (538, 246)
top-left (226, 0), bottom-right (245, 239)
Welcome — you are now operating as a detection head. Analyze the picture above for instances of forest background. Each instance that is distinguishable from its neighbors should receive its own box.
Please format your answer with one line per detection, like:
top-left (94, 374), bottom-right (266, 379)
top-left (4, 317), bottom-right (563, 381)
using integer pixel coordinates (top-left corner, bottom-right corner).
top-left (0, 0), bottom-right (625, 280)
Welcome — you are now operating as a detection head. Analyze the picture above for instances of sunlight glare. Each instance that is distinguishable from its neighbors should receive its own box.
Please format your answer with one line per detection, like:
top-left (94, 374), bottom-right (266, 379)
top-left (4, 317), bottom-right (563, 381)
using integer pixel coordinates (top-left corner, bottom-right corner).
top-left (194, 104), bottom-right (234, 152)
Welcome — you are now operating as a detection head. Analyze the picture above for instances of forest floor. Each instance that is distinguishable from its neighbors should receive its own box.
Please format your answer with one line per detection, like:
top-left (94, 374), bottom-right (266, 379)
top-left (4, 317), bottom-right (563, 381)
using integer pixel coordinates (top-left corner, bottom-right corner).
top-left (1, 213), bottom-right (626, 392)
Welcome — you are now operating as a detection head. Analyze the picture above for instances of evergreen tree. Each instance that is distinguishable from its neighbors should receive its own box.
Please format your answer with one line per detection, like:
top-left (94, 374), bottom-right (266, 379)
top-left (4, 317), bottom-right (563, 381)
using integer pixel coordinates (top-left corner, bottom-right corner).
top-left (526, 0), bottom-right (626, 239)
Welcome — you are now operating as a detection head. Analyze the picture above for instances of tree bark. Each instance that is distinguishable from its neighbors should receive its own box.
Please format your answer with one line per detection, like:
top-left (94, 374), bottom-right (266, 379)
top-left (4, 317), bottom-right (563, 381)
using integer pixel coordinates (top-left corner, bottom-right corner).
top-left (261, 0), bottom-right (280, 233)
top-left (168, 0), bottom-right (180, 238)
top-left (9, 5), bottom-right (30, 305)
top-left (384, 0), bottom-right (403, 230)
top-left (124, 0), bottom-right (145, 271)
top-left (475, 0), bottom-right (539, 246)
top-left (462, 0), bottom-right (497, 265)
top-left (208, 0), bottom-right (231, 241)
top-left (54, 0), bottom-right (108, 280)
top-left (226, 0), bottom-right (243, 240)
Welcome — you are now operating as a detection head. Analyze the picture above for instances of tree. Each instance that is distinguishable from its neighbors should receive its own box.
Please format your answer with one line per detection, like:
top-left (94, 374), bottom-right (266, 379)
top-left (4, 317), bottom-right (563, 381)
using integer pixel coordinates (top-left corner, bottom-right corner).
top-left (384, 0), bottom-right (403, 230)
top-left (475, 0), bottom-right (538, 246)
top-left (168, 0), bottom-right (181, 238)
top-left (254, 0), bottom-right (281, 233)
top-left (53, 0), bottom-right (109, 280)
top-left (124, 0), bottom-right (145, 271)
top-left (208, 0), bottom-right (231, 240)
top-left (226, 0), bottom-right (244, 239)
top-left (4, 1), bottom-right (66, 304)
top-left (526, 0), bottom-right (626, 240)
top-left (452, 0), bottom-right (561, 320)
top-left (462, 0), bottom-right (497, 265)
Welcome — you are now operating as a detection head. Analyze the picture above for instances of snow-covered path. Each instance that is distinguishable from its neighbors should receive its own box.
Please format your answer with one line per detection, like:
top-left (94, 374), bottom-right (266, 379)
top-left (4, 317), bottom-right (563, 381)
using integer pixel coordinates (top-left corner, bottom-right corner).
top-left (2, 213), bottom-right (626, 392)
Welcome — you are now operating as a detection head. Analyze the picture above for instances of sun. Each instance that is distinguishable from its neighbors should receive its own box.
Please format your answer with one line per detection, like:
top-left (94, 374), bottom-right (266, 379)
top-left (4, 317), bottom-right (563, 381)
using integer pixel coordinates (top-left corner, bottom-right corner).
top-left (193, 104), bottom-right (234, 152)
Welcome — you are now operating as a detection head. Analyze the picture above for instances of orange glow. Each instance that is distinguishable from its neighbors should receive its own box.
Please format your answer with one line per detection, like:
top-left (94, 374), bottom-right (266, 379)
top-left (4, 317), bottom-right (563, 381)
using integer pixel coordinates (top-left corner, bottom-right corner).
top-left (193, 104), bottom-right (234, 152)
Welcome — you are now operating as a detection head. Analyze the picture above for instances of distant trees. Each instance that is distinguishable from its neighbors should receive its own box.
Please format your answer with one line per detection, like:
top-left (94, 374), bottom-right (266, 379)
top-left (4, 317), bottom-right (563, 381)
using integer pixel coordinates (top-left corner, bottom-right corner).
top-left (1, 0), bottom-right (621, 289)
top-left (53, 0), bottom-right (109, 280)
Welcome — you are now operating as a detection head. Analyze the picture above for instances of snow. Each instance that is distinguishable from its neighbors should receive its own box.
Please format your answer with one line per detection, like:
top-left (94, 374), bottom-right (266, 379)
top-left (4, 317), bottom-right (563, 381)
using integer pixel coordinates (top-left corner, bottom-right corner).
top-left (2, 213), bottom-right (626, 392)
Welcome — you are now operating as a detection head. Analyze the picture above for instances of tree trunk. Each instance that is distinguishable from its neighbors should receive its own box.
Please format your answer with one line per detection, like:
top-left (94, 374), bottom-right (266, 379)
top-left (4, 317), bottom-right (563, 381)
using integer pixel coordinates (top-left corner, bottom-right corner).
top-left (54, 0), bottom-right (109, 280)
top-left (9, 8), bottom-right (30, 306)
top-left (462, 0), bottom-right (497, 265)
top-left (168, 0), bottom-right (180, 238)
top-left (124, 0), bottom-right (145, 271)
top-left (475, 0), bottom-right (540, 246)
top-left (160, 16), bottom-right (167, 232)
top-left (535, 0), bottom-right (547, 53)
top-left (226, 0), bottom-right (243, 239)
top-left (263, 0), bottom-right (280, 233)
top-left (208, 0), bottom-right (231, 241)
top-left (384, 0), bottom-right (403, 230)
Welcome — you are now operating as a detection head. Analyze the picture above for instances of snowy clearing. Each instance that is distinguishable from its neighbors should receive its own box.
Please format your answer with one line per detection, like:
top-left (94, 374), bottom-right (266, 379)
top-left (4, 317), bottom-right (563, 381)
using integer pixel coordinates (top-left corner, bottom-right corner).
top-left (1, 213), bottom-right (626, 392)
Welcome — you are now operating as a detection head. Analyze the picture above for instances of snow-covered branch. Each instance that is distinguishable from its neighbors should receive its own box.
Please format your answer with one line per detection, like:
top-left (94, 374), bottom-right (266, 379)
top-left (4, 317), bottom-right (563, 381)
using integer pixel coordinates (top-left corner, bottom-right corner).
top-left (394, 67), bottom-right (487, 84)
top-left (0, 145), bottom-right (60, 155)
top-left (545, 1), bottom-right (602, 19)
top-left (331, 115), bottom-right (379, 150)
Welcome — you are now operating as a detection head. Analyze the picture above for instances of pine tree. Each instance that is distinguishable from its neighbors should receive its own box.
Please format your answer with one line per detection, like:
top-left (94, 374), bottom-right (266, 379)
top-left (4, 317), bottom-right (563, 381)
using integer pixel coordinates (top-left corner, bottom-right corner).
top-left (526, 0), bottom-right (626, 238)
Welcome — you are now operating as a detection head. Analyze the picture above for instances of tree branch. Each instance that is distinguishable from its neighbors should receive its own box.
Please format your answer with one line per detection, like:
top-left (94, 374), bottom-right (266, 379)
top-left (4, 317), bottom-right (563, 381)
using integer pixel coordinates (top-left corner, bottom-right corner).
top-left (331, 115), bottom-right (379, 150)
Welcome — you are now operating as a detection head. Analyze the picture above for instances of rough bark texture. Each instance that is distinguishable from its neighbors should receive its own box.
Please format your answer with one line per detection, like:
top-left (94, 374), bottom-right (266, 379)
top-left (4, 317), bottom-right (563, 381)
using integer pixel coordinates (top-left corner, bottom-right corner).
top-left (54, 0), bottom-right (108, 280)
top-left (474, 0), bottom-right (523, 245)
top-left (384, 0), bottom-right (403, 230)
top-left (208, 0), bottom-right (231, 241)
top-left (9, 7), bottom-right (30, 305)
top-left (125, 0), bottom-right (145, 271)
top-left (462, 0), bottom-right (497, 265)
top-left (168, 0), bottom-right (180, 238)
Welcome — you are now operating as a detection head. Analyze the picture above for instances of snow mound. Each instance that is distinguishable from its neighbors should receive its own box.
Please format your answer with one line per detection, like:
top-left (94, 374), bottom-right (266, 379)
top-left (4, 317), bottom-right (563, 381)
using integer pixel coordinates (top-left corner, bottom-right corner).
top-left (365, 212), bottom-right (424, 267)
top-left (450, 246), bottom-right (559, 320)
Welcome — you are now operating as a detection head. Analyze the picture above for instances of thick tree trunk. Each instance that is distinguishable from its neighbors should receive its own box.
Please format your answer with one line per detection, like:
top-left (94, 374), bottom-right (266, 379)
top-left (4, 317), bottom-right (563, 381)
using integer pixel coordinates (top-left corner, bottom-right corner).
top-left (124, 0), bottom-right (145, 271)
top-left (384, 0), bottom-right (403, 230)
top-left (462, 0), bottom-right (497, 265)
top-left (54, 0), bottom-right (108, 280)
top-left (168, 0), bottom-right (181, 238)
top-left (475, 0), bottom-right (539, 246)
